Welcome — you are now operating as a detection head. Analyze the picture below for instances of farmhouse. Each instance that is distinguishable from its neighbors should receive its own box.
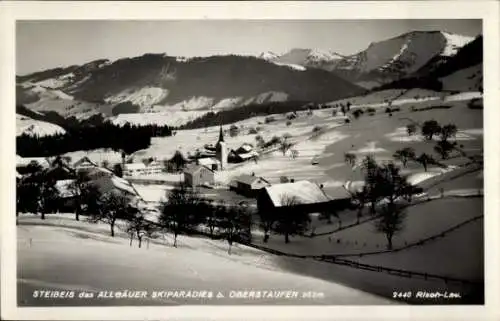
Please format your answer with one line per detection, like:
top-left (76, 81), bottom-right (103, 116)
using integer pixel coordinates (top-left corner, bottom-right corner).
top-left (73, 156), bottom-right (98, 171)
top-left (229, 174), bottom-right (271, 197)
top-left (143, 159), bottom-right (163, 175)
top-left (54, 179), bottom-right (77, 212)
top-left (227, 142), bottom-right (259, 163)
top-left (257, 180), bottom-right (351, 215)
top-left (123, 163), bottom-right (147, 177)
top-left (183, 164), bottom-right (215, 188)
top-left (92, 175), bottom-right (143, 204)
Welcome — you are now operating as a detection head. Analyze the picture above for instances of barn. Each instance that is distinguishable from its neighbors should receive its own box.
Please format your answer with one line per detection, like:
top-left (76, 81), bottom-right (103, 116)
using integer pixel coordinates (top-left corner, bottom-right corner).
top-left (183, 165), bottom-right (215, 188)
top-left (229, 174), bottom-right (271, 197)
top-left (257, 180), bottom-right (352, 217)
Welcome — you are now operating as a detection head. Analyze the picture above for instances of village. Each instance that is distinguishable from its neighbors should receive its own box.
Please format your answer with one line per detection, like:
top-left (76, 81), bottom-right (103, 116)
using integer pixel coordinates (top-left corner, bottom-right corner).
top-left (16, 117), bottom-right (352, 228)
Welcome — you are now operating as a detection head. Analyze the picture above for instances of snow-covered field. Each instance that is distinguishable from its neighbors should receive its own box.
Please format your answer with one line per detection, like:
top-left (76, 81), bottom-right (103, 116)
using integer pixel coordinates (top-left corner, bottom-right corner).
top-left (17, 215), bottom-right (394, 306)
top-left (16, 114), bottom-right (66, 137)
top-left (253, 197), bottom-right (482, 258)
top-left (110, 110), bottom-right (208, 127)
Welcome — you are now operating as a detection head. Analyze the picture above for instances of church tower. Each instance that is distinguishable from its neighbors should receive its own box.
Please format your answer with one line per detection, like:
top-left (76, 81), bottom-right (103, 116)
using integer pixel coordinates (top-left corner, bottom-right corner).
top-left (215, 126), bottom-right (227, 170)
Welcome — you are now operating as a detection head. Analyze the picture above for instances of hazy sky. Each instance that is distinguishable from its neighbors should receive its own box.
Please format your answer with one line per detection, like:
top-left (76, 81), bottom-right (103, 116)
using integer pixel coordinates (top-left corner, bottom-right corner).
top-left (16, 19), bottom-right (481, 75)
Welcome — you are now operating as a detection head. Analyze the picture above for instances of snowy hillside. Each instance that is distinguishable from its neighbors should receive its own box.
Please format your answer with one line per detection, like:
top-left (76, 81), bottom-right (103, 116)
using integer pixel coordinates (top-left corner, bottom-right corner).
top-left (16, 114), bottom-right (66, 137)
top-left (105, 87), bottom-right (169, 109)
top-left (440, 63), bottom-right (483, 92)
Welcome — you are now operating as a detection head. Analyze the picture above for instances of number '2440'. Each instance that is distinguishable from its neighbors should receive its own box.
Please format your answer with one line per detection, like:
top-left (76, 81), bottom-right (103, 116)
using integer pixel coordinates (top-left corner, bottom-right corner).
top-left (393, 291), bottom-right (412, 299)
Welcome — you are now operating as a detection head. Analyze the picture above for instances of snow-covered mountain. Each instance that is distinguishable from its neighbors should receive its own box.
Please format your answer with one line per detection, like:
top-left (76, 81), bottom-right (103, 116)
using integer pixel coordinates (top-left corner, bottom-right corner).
top-left (332, 31), bottom-right (475, 88)
top-left (15, 29), bottom-right (481, 128)
top-left (16, 114), bottom-right (66, 137)
top-left (16, 54), bottom-right (364, 121)
top-left (260, 48), bottom-right (345, 71)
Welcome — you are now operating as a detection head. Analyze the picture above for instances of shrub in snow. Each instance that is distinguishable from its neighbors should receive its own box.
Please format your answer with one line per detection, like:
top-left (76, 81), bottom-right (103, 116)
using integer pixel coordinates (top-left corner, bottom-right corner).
top-left (279, 176), bottom-right (289, 183)
top-left (264, 116), bottom-right (276, 124)
top-left (229, 124), bottom-right (240, 137)
top-left (286, 120), bottom-right (292, 126)
top-left (352, 109), bottom-right (363, 119)
top-left (312, 125), bottom-right (323, 133)
top-left (248, 127), bottom-right (258, 134)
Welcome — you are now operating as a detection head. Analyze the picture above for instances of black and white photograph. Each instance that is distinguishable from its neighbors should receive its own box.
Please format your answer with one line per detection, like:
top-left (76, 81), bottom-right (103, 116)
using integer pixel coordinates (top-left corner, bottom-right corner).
top-left (1, 1), bottom-right (499, 321)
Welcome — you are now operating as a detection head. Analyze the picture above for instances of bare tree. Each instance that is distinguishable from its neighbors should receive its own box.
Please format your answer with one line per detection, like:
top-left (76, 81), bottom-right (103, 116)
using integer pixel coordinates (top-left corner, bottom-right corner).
top-left (290, 149), bottom-right (299, 160)
top-left (421, 120), bottom-right (441, 141)
top-left (434, 140), bottom-right (457, 160)
top-left (374, 203), bottom-right (406, 250)
top-left (89, 192), bottom-right (132, 237)
top-left (279, 137), bottom-right (293, 156)
top-left (406, 124), bottom-right (417, 136)
top-left (344, 152), bottom-right (357, 167)
top-left (393, 147), bottom-right (416, 167)
top-left (351, 186), bottom-right (368, 224)
top-left (220, 205), bottom-right (252, 254)
top-left (126, 212), bottom-right (154, 248)
top-left (159, 185), bottom-right (203, 247)
top-left (440, 124), bottom-right (458, 141)
top-left (415, 153), bottom-right (432, 172)
top-left (68, 171), bottom-right (91, 221)
top-left (274, 194), bottom-right (310, 243)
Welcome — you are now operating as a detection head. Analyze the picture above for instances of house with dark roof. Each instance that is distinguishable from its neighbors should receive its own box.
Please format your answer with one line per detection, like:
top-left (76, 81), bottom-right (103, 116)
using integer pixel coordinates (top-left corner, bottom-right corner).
top-left (229, 174), bottom-right (271, 197)
top-left (183, 164), bottom-right (215, 188)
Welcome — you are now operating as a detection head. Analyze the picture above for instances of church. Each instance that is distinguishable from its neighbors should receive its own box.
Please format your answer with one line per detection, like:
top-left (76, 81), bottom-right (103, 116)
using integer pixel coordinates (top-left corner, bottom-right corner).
top-left (195, 126), bottom-right (227, 171)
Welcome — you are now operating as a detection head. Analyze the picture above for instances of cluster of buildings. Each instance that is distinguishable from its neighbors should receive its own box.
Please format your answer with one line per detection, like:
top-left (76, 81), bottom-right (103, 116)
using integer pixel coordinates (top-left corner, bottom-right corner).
top-left (16, 125), bottom-right (354, 217)
top-left (16, 155), bottom-right (144, 212)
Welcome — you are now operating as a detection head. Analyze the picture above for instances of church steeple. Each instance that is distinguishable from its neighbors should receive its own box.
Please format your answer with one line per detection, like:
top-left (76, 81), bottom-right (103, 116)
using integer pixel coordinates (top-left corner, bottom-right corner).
top-left (218, 125), bottom-right (224, 143)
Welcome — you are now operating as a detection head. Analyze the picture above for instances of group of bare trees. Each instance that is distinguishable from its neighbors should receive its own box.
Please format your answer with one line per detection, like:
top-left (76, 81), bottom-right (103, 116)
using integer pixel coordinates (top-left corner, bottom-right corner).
top-left (349, 156), bottom-right (415, 250)
top-left (407, 119), bottom-right (459, 161)
top-left (159, 186), bottom-right (252, 254)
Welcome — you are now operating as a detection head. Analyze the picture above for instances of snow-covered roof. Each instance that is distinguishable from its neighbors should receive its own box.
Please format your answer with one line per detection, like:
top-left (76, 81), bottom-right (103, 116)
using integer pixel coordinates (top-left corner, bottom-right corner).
top-left (232, 174), bottom-right (270, 187)
top-left (73, 156), bottom-right (97, 167)
top-left (16, 156), bottom-right (50, 168)
top-left (236, 151), bottom-right (259, 160)
top-left (124, 163), bottom-right (146, 171)
top-left (263, 180), bottom-right (331, 207)
top-left (55, 179), bottom-right (76, 198)
top-left (238, 144), bottom-right (253, 153)
top-left (92, 175), bottom-right (141, 198)
top-left (111, 176), bottom-right (139, 196)
top-left (197, 157), bottom-right (221, 166)
top-left (147, 160), bottom-right (162, 167)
